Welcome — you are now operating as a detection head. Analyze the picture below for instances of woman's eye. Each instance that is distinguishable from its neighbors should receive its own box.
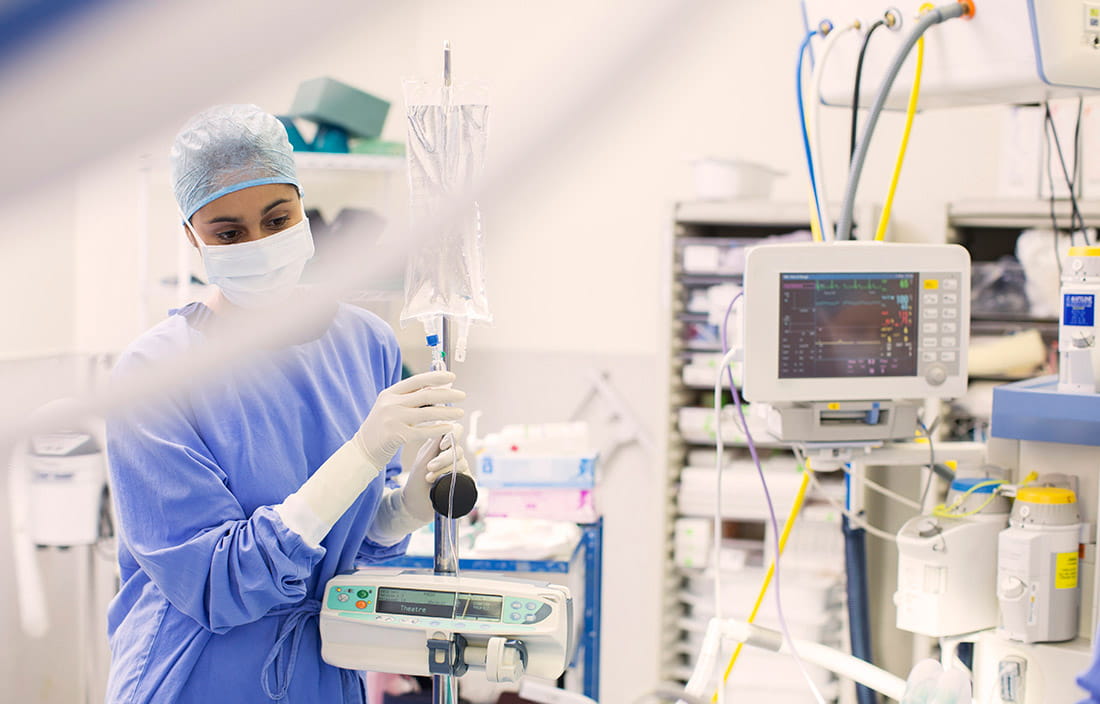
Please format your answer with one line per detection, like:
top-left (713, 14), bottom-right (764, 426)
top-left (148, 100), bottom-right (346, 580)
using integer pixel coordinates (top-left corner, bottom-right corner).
top-left (215, 230), bottom-right (242, 243)
top-left (267, 216), bottom-right (290, 229)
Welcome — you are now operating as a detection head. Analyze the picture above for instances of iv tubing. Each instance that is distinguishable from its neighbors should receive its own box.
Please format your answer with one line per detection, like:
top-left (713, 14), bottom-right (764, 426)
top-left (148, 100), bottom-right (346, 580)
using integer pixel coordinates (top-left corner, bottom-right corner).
top-left (809, 21), bottom-right (859, 241)
top-left (716, 295), bottom-right (826, 704)
top-left (711, 470), bottom-right (812, 701)
top-left (836, 2), bottom-right (969, 241)
top-left (874, 30), bottom-right (925, 241)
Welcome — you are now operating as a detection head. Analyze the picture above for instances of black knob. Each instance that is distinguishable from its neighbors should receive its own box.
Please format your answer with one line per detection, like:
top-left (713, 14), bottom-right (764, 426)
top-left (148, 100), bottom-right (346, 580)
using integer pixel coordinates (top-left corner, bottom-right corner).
top-left (430, 472), bottom-right (478, 518)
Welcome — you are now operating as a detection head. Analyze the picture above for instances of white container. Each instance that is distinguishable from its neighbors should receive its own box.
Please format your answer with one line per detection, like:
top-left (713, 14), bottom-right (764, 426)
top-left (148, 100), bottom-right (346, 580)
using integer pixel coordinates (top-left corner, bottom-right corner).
top-left (1059, 246), bottom-right (1100, 393)
top-left (997, 487), bottom-right (1081, 644)
top-left (690, 158), bottom-right (782, 201)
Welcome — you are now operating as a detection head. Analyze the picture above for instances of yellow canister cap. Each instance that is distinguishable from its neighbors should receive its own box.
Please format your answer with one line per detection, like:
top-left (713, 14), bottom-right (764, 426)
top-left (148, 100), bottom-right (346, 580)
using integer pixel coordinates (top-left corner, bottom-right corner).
top-left (1017, 487), bottom-right (1077, 504)
top-left (1068, 246), bottom-right (1100, 257)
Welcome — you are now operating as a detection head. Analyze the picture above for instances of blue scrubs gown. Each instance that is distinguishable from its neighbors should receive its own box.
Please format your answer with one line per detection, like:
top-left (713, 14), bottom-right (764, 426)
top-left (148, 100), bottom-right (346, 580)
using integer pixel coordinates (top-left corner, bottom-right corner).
top-left (105, 302), bottom-right (409, 704)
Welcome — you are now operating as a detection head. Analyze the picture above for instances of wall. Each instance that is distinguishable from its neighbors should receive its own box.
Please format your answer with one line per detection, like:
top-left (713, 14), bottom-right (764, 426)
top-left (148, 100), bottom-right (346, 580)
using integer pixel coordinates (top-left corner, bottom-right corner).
top-left (0, 1), bottom-right (1028, 702)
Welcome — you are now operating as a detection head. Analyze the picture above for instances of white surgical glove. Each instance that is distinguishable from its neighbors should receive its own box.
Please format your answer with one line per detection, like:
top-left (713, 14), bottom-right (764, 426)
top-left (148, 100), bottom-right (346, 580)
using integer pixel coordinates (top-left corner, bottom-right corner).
top-left (368, 433), bottom-right (473, 546)
top-left (276, 370), bottom-right (465, 546)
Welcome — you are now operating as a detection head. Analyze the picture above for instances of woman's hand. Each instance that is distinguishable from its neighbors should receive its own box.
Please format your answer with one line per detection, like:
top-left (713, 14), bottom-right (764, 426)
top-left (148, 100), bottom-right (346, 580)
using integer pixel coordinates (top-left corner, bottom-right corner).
top-left (352, 371), bottom-right (465, 470)
top-left (402, 433), bottom-right (472, 522)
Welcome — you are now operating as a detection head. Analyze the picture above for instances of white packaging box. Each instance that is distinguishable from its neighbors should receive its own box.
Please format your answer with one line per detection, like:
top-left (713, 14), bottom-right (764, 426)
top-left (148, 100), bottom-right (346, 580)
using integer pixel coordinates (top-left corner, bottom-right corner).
top-left (476, 453), bottom-right (597, 489)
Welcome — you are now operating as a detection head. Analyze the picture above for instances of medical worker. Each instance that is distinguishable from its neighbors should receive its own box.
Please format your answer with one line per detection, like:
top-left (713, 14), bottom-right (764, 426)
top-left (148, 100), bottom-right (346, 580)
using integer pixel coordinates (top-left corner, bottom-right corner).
top-left (105, 104), bottom-right (467, 703)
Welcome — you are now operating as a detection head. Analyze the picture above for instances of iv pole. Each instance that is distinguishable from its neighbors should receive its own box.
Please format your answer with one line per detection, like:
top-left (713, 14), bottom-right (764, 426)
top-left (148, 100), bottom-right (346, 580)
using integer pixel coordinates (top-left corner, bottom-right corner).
top-left (433, 316), bottom-right (459, 704)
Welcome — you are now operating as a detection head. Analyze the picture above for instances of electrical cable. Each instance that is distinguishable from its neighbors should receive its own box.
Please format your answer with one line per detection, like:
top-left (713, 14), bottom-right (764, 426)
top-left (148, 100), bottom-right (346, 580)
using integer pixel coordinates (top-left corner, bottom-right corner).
top-left (848, 470), bottom-right (921, 510)
top-left (794, 447), bottom-right (898, 543)
top-left (717, 294), bottom-right (826, 704)
top-left (874, 24), bottom-right (925, 241)
top-left (809, 21), bottom-right (859, 241)
top-left (1072, 97), bottom-right (1088, 243)
top-left (1045, 100), bottom-right (1088, 246)
top-left (711, 472), bottom-right (813, 701)
top-left (849, 19), bottom-right (886, 164)
top-left (917, 418), bottom-right (938, 509)
top-left (797, 28), bottom-right (826, 242)
top-left (931, 479), bottom-right (1002, 519)
top-left (836, 2), bottom-right (970, 241)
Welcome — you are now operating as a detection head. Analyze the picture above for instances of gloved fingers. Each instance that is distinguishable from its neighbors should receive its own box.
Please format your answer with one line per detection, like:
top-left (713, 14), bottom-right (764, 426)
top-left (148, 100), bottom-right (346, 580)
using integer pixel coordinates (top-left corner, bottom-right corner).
top-left (397, 385), bottom-right (465, 407)
top-left (425, 455), bottom-right (471, 484)
top-left (426, 443), bottom-right (466, 473)
top-left (438, 427), bottom-right (465, 451)
top-left (400, 405), bottom-right (465, 426)
top-left (407, 422), bottom-right (462, 443)
top-left (385, 370), bottom-right (456, 396)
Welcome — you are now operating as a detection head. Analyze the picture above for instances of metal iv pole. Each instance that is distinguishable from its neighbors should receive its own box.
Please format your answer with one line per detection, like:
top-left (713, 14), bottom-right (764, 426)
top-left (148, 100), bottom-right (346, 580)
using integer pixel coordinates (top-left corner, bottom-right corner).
top-left (429, 41), bottom-right (460, 704)
top-left (433, 314), bottom-right (459, 704)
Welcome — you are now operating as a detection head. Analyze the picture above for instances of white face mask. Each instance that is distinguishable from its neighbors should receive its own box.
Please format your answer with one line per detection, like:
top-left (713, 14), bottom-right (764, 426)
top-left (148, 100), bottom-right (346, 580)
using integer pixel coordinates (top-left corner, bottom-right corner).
top-left (187, 211), bottom-right (315, 309)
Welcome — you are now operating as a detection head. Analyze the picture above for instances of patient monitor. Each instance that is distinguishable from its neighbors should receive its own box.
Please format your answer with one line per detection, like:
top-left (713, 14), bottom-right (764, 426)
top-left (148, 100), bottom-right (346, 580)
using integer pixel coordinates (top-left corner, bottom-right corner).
top-left (742, 241), bottom-right (970, 442)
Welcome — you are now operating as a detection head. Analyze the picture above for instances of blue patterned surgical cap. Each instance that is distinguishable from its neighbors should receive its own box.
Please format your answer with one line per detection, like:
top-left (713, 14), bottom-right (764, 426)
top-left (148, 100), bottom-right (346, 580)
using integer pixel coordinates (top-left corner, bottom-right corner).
top-left (171, 104), bottom-right (300, 221)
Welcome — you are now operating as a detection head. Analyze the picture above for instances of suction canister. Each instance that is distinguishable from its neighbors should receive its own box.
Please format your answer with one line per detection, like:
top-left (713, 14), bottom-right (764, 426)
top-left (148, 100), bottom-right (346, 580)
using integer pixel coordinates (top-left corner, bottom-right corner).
top-left (895, 478), bottom-right (1008, 637)
top-left (997, 487), bottom-right (1081, 643)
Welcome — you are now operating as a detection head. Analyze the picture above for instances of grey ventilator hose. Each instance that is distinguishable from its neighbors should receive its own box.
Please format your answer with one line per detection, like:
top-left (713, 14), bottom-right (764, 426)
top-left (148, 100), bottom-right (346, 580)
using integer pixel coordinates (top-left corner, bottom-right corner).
top-left (835, 2), bottom-right (969, 240)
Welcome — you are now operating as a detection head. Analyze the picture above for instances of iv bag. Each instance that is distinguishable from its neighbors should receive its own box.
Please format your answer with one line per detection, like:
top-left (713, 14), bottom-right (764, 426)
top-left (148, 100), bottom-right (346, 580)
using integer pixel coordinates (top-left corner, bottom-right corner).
top-left (401, 79), bottom-right (491, 361)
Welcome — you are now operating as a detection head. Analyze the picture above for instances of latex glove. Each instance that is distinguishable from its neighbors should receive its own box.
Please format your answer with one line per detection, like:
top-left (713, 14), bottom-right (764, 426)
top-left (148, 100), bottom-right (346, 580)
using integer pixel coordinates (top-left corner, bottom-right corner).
top-left (367, 433), bottom-right (472, 545)
top-left (404, 433), bottom-right (472, 522)
top-left (276, 371), bottom-right (463, 547)
top-left (352, 370), bottom-right (465, 469)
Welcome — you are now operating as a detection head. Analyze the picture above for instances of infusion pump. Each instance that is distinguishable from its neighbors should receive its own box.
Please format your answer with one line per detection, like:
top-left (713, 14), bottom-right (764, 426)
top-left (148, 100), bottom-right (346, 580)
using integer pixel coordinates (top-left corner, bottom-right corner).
top-left (320, 570), bottom-right (573, 683)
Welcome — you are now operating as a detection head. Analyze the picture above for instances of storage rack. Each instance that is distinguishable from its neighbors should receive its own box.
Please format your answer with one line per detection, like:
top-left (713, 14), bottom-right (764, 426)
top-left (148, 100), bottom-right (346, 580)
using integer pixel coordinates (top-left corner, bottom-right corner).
top-left (659, 201), bottom-right (874, 699)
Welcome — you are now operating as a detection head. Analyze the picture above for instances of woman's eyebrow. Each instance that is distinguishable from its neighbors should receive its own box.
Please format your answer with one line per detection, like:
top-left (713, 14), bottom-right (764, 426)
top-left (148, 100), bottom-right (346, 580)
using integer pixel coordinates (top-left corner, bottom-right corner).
top-left (205, 214), bottom-right (243, 224)
top-left (262, 198), bottom-right (292, 215)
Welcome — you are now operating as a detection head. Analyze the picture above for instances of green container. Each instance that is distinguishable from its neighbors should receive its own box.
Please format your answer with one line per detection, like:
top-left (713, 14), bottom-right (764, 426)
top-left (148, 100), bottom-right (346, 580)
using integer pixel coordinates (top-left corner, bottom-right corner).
top-left (290, 77), bottom-right (390, 139)
top-left (350, 139), bottom-right (406, 156)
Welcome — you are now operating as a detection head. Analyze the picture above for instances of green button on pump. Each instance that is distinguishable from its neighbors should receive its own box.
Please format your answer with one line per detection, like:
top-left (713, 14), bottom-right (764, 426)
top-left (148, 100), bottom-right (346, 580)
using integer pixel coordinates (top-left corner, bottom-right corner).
top-left (357, 589), bottom-right (369, 599)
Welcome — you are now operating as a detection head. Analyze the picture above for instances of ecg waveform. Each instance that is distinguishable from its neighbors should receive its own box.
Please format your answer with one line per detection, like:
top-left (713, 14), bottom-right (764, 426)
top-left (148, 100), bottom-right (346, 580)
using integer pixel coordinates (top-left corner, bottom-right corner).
top-left (778, 273), bottom-right (918, 379)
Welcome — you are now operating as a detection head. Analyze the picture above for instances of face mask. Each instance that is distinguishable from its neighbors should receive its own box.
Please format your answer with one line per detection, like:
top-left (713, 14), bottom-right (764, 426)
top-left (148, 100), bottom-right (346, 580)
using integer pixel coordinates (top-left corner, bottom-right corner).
top-left (187, 211), bottom-right (315, 309)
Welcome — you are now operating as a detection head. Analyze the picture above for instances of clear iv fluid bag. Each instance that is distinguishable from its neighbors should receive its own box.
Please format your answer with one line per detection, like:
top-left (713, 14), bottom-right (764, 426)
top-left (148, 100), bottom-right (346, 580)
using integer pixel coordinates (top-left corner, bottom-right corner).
top-left (400, 80), bottom-right (492, 358)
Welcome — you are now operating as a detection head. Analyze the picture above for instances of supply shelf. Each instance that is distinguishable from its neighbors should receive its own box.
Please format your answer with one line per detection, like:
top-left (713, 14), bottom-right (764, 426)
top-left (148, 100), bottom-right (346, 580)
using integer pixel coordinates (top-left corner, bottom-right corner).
top-left (659, 201), bottom-right (859, 702)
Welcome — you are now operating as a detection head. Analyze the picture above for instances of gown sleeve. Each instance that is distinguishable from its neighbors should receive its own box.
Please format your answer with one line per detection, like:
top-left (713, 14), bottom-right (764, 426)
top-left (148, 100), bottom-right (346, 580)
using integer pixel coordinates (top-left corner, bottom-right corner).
top-left (108, 368), bottom-right (325, 635)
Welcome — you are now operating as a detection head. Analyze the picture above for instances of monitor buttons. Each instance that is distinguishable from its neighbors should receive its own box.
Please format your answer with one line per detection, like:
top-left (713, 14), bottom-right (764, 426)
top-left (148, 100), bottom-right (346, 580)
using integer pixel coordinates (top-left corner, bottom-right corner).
top-left (925, 365), bottom-right (947, 386)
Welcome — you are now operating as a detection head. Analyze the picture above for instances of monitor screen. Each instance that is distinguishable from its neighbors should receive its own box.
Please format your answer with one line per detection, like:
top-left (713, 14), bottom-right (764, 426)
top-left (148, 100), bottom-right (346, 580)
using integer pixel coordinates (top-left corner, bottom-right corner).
top-left (778, 272), bottom-right (918, 379)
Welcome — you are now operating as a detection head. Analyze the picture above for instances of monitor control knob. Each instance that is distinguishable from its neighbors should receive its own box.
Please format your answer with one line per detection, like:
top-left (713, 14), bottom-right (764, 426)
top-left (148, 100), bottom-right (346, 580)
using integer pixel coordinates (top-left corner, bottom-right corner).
top-left (925, 364), bottom-right (947, 386)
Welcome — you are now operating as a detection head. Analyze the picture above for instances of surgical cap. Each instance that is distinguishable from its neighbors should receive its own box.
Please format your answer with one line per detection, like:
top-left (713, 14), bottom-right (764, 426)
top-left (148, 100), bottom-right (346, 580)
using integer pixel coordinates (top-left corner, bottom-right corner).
top-left (171, 104), bottom-right (301, 221)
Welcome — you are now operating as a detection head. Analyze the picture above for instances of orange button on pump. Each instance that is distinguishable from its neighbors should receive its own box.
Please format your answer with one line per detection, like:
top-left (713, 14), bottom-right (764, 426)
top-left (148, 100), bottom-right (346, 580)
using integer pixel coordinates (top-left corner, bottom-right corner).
top-left (356, 600), bottom-right (367, 609)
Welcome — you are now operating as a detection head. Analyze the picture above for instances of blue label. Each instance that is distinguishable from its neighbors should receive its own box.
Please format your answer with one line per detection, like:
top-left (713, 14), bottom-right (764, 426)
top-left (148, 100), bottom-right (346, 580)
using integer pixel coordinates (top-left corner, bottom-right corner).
top-left (1065, 293), bottom-right (1096, 326)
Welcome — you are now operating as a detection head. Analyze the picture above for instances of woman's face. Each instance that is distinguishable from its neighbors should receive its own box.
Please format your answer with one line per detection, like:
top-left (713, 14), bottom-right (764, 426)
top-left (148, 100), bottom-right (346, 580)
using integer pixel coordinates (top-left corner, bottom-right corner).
top-left (185, 183), bottom-right (302, 247)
